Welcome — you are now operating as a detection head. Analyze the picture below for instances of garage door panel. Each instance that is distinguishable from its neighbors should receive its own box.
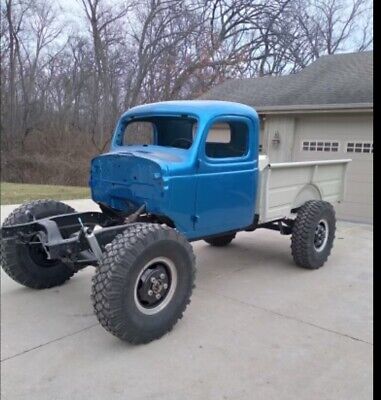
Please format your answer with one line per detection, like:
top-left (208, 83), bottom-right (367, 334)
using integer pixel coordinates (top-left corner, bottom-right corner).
top-left (292, 113), bottom-right (373, 223)
top-left (346, 174), bottom-right (373, 184)
top-left (336, 202), bottom-right (373, 223)
top-left (347, 160), bottom-right (373, 173)
top-left (344, 181), bottom-right (373, 204)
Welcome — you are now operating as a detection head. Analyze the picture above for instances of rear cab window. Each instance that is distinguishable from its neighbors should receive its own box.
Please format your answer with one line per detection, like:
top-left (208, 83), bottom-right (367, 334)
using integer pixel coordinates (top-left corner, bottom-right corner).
top-left (204, 121), bottom-right (249, 159)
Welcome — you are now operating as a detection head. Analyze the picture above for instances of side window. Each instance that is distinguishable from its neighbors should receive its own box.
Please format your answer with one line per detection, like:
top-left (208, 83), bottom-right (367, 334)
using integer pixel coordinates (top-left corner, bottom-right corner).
top-left (302, 140), bottom-right (340, 152)
top-left (124, 121), bottom-right (155, 145)
top-left (205, 121), bottom-right (248, 159)
top-left (346, 142), bottom-right (373, 154)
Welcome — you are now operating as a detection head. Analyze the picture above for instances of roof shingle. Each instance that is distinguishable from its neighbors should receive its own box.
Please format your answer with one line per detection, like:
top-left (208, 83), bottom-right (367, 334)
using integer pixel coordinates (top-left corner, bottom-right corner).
top-left (199, 51), bottom-right (373, 111)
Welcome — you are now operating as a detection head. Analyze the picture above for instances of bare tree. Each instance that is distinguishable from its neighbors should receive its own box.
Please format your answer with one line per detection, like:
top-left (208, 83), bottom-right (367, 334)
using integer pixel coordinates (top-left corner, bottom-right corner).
top-left (291, 0), bottom-right (372, 66)
top-left (3, 0), bottom-right (30, 139)
top-left (79, 0), bottom-right (134, 148)
top-left (0, 0), bottom-right (373, 185)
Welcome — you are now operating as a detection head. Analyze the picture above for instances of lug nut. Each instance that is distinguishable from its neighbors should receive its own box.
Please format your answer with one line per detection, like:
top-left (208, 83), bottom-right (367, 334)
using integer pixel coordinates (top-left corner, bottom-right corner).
top-left (155, 294), bottom-right (161, 299)
top-left (151, 277), bottom-right (157, 283)
top-left (160, 273), bottom-right (165, 279)
top-left (163, 283), bottom-right (168, 289)
top-left (148, 290), bottom-right (153, 296)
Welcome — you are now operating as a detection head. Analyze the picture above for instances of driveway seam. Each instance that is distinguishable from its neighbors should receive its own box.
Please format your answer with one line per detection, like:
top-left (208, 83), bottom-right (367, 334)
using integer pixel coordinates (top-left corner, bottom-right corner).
top-left (0, 290), bottom-right (372, 366)
top-left (197, 287), bottom-right (373, 345)
top-left (1, 286), bottom-right (371, 363)
top-left (1, 323), bottom-right (99, 363)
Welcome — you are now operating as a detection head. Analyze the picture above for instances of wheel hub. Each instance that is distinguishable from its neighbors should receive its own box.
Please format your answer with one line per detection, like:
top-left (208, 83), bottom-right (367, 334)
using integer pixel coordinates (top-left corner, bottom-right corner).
top-left (314, 219), bottom-right (329, 251)
top-left (137, 263), bottom-right (170, 307)
top-left (28, 235), bottom-right (59, 268)
top-left (134, 257), bottom-right (178, 315)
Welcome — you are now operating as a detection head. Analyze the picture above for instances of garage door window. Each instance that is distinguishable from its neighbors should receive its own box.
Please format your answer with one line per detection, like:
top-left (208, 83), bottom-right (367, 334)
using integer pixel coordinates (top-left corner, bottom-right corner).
top-left (346, 142), bottom-right (373, 154)
top-left (302, 141), bottom-right (339, 152)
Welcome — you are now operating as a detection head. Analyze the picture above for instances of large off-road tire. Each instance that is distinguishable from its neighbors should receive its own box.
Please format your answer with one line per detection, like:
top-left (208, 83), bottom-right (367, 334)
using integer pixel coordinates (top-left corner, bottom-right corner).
top-left (204, 233), bottom-right (236, 247)
top-left (1, 199), bottom-right (77, 289)
top-left (291, 200), bottom-right (336, 269)
top-left (92, 223), bottom-right (196, 344)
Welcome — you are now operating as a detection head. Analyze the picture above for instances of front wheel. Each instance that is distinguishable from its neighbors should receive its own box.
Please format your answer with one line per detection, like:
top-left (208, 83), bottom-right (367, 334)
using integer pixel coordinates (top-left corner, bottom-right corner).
top-left (92, 223), bottom-right (196, 344)
top-left (1, 199), bottom-right (78, 288)
top-left (291, 200), bottom-right (336, 269)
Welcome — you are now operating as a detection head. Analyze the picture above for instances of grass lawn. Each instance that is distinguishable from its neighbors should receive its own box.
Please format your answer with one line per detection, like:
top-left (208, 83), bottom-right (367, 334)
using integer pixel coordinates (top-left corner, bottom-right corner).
top-left (1, 182), bottom-right (90, 205)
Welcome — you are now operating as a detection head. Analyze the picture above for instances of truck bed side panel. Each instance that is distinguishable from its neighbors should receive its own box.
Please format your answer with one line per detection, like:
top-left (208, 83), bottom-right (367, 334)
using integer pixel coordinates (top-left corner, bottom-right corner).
top-left (257, 159), bottom-right (351, 223)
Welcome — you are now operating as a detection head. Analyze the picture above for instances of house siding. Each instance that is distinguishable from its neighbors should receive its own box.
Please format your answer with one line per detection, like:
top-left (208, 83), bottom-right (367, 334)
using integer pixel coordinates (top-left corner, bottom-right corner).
top-left (262, 112), bottom-right (373, 223)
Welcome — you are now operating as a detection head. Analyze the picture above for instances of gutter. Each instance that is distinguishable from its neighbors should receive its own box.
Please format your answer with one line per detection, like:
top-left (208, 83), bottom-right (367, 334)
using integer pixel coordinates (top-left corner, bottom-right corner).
top-left (255, 103), bottom-right (373, 115)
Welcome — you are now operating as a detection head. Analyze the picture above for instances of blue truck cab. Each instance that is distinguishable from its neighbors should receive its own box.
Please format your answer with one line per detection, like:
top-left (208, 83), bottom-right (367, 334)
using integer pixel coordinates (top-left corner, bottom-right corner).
top-left (90, 100), bottom-right (260, 240)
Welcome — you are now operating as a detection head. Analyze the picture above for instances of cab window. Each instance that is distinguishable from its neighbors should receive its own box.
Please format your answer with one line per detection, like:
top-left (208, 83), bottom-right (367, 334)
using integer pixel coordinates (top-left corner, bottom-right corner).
top-left (123, 116), bottom-right (197, 149)
top-left (124, 121), bottom-right (155, 145)
top-left (205, 121), bottom-right (249, 158)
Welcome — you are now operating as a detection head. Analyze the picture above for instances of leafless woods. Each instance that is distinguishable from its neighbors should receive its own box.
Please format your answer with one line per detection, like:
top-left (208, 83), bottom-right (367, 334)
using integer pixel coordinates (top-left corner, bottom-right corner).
top-left (0, 0), bottom-right (372, 185)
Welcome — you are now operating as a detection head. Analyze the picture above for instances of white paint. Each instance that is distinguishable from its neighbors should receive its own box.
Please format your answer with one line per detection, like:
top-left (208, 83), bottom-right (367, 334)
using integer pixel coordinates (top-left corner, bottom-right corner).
top-left (256, 159), bottom-right (350, 223)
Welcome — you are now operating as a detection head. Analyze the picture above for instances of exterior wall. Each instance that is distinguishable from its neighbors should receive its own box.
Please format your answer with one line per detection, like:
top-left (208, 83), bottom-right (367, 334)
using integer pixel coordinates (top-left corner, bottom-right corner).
top-left (261, 112), bottom-right (373, 223)
top-left (261, 116), bottom-right (296, 162)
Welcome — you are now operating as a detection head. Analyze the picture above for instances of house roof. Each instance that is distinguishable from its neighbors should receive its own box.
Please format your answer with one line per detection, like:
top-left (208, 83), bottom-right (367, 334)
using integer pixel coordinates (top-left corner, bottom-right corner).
top-left (199, 51), bottom-right (373, 113)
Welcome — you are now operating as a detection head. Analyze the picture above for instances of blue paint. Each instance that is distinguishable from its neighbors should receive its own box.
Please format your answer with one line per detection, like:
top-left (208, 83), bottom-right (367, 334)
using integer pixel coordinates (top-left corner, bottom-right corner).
top-left (90, 100), bottom-right (259, 240)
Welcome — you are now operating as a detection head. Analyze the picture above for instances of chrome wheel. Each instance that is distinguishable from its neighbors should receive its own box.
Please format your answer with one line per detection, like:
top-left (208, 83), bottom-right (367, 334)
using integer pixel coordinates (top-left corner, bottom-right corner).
top-left (134, 257), bottom-right (177, 315)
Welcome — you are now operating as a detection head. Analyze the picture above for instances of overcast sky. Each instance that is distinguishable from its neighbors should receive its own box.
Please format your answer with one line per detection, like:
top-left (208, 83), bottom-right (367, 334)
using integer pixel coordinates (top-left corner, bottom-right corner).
top-left (55, 0), bottom-right (372, 53)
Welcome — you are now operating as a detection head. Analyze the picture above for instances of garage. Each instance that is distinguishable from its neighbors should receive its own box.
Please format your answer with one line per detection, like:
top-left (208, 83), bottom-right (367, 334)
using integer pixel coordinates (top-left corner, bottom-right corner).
top-left (293, 114), bottom-right (373, 223)
top-left (200, 51), bottom-right (373, 223)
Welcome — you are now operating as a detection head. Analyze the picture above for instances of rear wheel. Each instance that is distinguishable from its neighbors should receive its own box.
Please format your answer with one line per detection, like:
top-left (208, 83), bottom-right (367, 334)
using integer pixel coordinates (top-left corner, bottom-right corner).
top-left (204, 233), bottom-right (236, 247)
top-left (1, 199), bottom-right (78, 288)
top-left (92, 223), bottom-right (196, 344)
top-left (291, 200), bottom-right (336, 269)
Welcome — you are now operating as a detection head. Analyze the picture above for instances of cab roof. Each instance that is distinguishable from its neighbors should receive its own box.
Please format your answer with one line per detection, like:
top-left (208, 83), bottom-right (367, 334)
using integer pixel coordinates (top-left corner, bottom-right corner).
top-left (121, 100), bottom-right (258, 120)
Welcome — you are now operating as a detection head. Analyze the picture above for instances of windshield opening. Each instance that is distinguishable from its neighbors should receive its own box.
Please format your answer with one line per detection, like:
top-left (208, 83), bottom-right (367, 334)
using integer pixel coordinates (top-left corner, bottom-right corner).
top-left (123, 116), bottom-right (198, 150)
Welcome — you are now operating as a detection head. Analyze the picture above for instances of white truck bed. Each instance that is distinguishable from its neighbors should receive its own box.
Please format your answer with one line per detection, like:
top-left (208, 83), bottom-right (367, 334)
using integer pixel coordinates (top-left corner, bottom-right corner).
top-left (256, 155), bottom-right (351, 224)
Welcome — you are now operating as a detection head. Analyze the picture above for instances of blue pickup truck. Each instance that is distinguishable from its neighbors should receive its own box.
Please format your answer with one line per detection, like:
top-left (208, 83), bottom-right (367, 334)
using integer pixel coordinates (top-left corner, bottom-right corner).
top-left (1, 101), bottom-right (350, 344)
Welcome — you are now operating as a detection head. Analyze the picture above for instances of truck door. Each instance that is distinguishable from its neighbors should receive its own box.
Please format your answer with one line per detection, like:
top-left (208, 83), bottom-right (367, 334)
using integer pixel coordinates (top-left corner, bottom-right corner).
top-left (194, 116), bottom-right (259, 237)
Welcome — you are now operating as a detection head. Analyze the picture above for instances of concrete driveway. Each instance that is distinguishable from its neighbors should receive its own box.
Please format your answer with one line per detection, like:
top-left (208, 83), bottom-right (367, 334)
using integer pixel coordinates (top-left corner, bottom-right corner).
top-left (1, 200), bottom-right (373, 400)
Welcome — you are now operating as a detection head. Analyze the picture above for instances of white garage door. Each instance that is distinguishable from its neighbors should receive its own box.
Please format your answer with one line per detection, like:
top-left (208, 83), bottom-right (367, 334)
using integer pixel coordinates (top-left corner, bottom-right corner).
top-left (292, 113), bottom-right (373, 223)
